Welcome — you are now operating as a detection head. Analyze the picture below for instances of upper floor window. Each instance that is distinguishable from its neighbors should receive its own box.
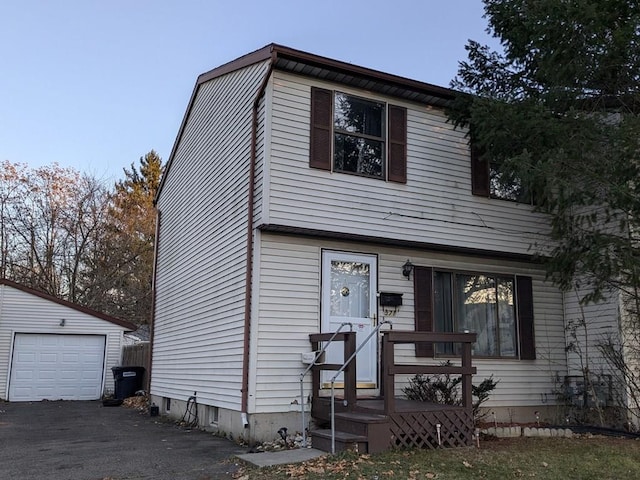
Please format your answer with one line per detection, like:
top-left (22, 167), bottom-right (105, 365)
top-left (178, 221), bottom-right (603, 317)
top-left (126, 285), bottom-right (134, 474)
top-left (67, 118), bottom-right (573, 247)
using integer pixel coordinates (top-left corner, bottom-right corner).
top-left (310, 87), bottom-right (407, 183)
top-left (413, 265), bottom-right (536, 360)
top-left (489, 162), bottom-right (531, 202)
top-left (333, 93), bottom-right (385, 178)
top-left (471, 146), bottom-right (533, 203)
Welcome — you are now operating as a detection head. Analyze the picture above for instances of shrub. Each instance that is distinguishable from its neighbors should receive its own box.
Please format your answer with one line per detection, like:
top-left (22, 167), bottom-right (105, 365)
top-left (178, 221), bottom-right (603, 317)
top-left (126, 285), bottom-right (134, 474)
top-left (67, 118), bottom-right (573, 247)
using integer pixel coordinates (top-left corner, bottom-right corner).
top-left (402, 362), bottom-right (498, 422)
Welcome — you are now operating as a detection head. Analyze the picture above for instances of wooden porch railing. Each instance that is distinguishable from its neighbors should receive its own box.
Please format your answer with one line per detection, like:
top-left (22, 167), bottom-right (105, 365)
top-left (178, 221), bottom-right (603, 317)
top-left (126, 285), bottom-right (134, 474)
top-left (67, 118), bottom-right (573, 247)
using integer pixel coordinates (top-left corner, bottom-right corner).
top-left (382, 331), bottom-right (477, 415)
top-left (309, 331), bottom-right (357, 407)
top-left (309, 331), bottom-right (477, 414)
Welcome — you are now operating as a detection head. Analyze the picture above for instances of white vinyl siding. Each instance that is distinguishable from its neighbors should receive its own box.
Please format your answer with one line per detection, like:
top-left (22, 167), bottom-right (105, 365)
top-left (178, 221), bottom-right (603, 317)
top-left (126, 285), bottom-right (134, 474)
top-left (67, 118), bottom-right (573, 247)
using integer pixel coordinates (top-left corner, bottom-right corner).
top-left (264, 71), bottom-right (550, 257)
top-left (253, 85), bottom-right (270, 224)
top-left (0, 284), bottom-right (126, 400)
top-left (563, 286), bottom-right (621, 379)
top-left (252, 233), bottom-right (567, 413)
top-left (152, 60), bottom-right (270, 410)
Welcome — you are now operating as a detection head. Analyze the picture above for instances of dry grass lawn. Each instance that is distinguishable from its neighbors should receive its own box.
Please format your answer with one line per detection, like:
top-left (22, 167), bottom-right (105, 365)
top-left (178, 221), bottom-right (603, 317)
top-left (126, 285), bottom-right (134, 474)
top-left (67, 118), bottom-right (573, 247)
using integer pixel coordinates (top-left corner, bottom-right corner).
top-left (234, 435), bottom-right (640, 480)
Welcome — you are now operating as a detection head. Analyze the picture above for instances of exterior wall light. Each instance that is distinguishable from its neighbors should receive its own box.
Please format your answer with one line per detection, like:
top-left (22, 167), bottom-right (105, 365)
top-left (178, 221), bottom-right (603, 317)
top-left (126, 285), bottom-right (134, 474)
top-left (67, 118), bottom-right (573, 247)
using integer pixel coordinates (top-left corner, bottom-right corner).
top-left (402, 259), bottom-right (414, 280)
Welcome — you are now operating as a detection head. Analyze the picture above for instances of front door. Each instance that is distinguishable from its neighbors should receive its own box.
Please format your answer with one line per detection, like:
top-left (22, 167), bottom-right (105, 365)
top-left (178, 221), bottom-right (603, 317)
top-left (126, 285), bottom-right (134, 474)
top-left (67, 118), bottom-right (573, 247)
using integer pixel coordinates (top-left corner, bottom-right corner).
top-left (321, 251), bottom-right (378, 388)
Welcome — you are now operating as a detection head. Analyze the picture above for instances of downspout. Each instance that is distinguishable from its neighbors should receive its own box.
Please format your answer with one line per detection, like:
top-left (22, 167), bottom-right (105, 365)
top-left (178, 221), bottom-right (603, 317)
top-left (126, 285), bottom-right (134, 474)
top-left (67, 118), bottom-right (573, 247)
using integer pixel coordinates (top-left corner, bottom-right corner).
top-left (241, 54), bottom-right (276, 416)
top-left (147, 208), bottom-right (161, 394)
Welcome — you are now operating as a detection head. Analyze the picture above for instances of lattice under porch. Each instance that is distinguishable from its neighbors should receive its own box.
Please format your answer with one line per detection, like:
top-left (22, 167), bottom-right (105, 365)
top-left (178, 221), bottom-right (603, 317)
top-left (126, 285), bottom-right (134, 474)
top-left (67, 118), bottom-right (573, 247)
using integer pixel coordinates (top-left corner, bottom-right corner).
top-left (355, 399), bottom-right (474, 449)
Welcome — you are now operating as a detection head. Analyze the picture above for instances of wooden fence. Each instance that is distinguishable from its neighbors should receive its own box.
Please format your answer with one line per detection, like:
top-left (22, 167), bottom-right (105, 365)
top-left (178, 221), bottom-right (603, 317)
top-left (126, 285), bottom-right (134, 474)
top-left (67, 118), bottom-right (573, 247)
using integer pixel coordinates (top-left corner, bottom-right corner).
top-left (121, 342), bottom-right (150, 388)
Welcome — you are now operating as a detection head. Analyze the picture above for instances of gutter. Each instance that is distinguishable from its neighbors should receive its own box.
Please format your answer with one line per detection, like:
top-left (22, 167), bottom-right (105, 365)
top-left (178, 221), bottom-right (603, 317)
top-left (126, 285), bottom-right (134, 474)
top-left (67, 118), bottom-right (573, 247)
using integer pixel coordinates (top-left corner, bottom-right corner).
top-left (241, 52), bottom-right (276, 415)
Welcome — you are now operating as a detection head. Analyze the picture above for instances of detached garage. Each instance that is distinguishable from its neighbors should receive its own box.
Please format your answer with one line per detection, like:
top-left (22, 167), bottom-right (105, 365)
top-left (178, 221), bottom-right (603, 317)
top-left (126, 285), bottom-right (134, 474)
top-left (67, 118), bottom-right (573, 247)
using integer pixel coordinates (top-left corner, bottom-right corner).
top-left (0, 279), bottom-right (135, 401)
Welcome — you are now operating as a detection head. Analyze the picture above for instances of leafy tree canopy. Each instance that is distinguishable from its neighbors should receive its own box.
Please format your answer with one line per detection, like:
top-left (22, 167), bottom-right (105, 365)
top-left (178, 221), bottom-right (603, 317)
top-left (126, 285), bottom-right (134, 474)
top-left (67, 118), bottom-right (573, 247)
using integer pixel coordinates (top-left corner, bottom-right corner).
top-left (449, 0), bottom-right (640, 307)
top-left (0, 151), bottom-right (163, 326)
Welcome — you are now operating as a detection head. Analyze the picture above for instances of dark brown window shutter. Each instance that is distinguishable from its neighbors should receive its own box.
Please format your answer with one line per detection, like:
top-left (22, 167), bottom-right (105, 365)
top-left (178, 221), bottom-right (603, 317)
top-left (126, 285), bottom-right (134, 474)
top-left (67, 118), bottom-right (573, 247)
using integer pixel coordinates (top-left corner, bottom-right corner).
top-left (388, 105), bottom-right (407, 183)
top-left (310, 87), bottom-right (332, 171)
top-left (414, 266), bottom-right (434, 357)
top-left (471, 144), bottom-right (490, 196)
top-left (516, 276), bottom-right (536, 360)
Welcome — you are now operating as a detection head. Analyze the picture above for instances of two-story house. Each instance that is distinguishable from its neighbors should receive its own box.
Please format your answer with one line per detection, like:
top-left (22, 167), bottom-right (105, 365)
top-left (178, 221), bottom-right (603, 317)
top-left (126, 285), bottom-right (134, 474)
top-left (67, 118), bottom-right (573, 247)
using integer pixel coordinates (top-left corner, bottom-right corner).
top-left (150, 44), bottom-right (625, 448)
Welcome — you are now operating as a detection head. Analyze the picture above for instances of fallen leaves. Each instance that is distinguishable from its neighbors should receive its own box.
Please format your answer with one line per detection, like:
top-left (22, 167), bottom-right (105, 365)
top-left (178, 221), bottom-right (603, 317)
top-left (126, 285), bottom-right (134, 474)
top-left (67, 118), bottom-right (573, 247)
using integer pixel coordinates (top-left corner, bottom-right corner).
top-left (236, 437), bottom-right (640, 480)
top-left (122, 395), bottom-right (149, 413)
top-left (307, 466), bottom-right (325, 474)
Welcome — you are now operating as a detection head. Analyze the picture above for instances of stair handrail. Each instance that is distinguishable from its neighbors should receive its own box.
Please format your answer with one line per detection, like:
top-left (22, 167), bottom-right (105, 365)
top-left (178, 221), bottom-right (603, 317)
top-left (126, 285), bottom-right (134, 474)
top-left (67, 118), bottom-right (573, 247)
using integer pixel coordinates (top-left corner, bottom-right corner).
top-left (300, 322), bottom-right (353, 448)
top-left (329, 319), bottom-right (392, 454)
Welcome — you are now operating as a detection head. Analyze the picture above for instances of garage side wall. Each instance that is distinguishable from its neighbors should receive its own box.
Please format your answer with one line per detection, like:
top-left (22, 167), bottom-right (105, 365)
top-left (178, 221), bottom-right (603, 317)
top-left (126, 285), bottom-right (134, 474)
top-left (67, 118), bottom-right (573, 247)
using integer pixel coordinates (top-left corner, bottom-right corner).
top-left (0, 285), bottom-right (127, 400)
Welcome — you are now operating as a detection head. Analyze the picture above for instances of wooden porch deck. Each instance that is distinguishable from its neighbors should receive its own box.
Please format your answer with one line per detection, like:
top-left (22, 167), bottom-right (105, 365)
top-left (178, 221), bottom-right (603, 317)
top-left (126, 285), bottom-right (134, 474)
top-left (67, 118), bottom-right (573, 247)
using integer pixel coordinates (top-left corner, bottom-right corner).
top-left (308, 331), bottom-right (477, 453)
top-left (355, 398), bottom-right (467, 413)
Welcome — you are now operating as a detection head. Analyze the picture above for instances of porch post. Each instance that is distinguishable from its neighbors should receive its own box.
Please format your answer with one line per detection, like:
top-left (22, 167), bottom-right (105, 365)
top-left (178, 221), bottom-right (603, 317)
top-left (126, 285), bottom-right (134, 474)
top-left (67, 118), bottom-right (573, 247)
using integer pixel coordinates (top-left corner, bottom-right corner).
top-left (310, 338), bottom-right (321, 409)
top-left (383, 333), bottom-right (395, 415)
top-left (461, 340), bottom-right (473, 409)
top-left (344, 332), bottom-right (357, 408)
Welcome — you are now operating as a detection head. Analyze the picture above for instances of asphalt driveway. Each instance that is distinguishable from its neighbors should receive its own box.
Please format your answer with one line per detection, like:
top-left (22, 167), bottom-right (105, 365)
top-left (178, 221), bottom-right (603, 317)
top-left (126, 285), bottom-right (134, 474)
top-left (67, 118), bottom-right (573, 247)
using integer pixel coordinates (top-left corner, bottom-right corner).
top-left (0, 400), bottom-right (246, 480)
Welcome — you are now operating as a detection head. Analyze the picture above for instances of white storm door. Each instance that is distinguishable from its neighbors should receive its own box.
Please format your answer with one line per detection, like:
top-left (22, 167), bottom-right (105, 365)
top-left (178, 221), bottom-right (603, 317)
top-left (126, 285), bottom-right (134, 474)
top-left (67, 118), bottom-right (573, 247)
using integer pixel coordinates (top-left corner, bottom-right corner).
top-left (321, 251), bottom-right (378, 387)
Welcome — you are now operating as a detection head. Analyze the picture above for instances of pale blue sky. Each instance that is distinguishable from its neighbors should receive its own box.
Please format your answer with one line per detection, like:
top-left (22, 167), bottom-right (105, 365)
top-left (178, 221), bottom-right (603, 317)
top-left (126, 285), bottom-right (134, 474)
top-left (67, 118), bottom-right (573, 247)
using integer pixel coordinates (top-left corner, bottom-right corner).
top-left (0, 0), bottom-right (496, 182)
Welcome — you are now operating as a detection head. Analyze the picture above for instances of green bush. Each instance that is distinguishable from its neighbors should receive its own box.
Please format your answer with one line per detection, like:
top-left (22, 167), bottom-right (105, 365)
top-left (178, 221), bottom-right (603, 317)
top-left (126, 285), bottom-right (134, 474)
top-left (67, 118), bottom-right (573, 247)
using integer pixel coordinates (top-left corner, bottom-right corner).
top-left (402, 361), bottom-right (498, 422)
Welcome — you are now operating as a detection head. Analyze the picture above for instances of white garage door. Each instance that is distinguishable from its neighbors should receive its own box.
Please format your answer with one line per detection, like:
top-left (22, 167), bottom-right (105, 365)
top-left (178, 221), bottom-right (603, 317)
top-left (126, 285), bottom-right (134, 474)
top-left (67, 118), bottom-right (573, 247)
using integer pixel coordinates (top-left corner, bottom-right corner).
top-left (9, 334), bottom-right (106, 401)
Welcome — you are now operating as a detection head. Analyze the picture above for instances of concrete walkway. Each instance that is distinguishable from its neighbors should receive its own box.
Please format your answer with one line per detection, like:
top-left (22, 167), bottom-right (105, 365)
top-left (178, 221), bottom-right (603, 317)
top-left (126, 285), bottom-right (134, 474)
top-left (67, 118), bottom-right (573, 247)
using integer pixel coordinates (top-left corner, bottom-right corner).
top-left (237, 447), bottom-right (326, 468)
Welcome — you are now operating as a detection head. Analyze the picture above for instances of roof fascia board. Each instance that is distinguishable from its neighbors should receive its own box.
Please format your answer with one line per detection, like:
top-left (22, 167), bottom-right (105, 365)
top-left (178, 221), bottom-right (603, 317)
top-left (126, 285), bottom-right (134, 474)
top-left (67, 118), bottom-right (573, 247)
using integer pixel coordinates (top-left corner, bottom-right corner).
top-left (269, 44), bottom-right (456, 102)
top-left (193, 43), bottom-right (457, 102)
top-left (197, 44), bottom-right (275, 84)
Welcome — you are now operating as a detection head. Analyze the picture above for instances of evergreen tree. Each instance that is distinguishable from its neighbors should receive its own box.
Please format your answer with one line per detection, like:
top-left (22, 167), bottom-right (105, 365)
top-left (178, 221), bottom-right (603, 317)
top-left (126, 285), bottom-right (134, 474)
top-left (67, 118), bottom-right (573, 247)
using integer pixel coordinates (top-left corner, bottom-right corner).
top-left (84, 151), bottom-right (163, 324)
top-left (449, 0), bottom-right (640, 312)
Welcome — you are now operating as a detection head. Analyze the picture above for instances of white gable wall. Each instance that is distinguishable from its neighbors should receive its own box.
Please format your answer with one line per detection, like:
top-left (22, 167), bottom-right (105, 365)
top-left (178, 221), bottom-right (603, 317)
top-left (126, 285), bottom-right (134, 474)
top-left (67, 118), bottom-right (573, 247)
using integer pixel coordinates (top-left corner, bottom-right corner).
top-left (0, 284), bottom-right (127, 400)
top-left (152, 60), bottom-right (270, 410)
top-left (251, 233), bottom-right (567, 415)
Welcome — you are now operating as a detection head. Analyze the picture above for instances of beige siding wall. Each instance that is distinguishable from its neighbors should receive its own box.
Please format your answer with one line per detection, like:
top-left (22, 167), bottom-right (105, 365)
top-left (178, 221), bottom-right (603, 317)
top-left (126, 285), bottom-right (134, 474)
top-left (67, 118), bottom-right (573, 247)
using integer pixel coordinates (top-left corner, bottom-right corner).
top-left (564, 286), bottom-right (621, 380)
top-left (264, 71), bottom-right (550, 257)
top-left (0, 285), bottom-right (126, 400)
top-left (620, 291), bottom-right (640, 413)
top-left (253, 85), bottom-right (269, 224)
top-left (152, 60), bottom-right (270, 410)
top-left (252, 233), bottom-right (567, 414)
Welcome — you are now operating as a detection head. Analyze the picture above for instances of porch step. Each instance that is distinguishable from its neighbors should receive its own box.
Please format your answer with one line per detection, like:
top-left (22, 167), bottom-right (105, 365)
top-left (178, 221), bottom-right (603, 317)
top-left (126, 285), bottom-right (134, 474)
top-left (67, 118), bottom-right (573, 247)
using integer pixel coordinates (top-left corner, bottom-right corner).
top-left (312, 412), bottom-right (391, 454)
top-left (311, 396), bottom-right (350, 422)
top-left (311, 429), bottom-right (368, 454)
top-left (334, 412), bottom-right (388, 436)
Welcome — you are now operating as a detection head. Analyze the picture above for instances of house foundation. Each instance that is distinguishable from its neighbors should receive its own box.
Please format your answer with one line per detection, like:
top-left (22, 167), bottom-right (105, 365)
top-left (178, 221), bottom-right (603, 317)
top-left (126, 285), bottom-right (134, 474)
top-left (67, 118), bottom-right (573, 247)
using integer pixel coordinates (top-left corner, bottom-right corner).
top-left (149, 394), bottom-right (306, 444)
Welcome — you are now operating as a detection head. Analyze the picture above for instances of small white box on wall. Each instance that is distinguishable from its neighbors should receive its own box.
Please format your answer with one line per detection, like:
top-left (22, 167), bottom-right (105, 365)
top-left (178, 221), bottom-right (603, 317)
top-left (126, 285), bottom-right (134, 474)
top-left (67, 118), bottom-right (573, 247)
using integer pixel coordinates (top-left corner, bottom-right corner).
top-left (301, 351), bottom-right (320, 364)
